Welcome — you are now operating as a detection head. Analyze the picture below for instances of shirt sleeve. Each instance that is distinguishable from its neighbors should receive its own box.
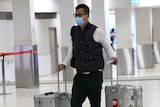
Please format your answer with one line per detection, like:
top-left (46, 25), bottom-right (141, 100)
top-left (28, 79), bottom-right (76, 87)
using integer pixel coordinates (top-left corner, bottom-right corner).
top-left (93, 28), bottom-right (116, 57)
top-left (62, 46), bottom-right (73, 66)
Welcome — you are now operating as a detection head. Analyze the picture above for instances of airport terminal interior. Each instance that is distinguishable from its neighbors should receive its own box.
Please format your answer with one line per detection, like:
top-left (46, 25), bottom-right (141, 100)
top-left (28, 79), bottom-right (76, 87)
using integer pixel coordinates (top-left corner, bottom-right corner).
top-left (1, 64), bottom-right (160, 107)
top-left (1, 0), bottom-right (160, 107)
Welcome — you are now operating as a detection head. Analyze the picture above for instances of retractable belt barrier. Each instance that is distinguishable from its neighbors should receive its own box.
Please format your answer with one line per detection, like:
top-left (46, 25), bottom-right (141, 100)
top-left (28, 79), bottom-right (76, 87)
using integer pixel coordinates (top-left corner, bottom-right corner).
top-left (0, 50), bottom-right (37, 95)
top-left (0, 50), bottom-right (37, 56)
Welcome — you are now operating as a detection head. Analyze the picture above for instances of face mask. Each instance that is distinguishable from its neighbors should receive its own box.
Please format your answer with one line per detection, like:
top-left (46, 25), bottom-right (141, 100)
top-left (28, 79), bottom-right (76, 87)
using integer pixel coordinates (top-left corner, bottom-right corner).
top-left (75, 17), bottom-right (84, 26)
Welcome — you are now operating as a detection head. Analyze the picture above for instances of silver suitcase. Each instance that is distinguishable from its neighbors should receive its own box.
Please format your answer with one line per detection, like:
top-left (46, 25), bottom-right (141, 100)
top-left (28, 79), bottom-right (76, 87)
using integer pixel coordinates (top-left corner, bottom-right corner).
top-left (34, 69), bottom-right (71, 107)
top-left (105, 62), bottom-right (143, 107)
top-left (34, 92), bottom-right (71, 107)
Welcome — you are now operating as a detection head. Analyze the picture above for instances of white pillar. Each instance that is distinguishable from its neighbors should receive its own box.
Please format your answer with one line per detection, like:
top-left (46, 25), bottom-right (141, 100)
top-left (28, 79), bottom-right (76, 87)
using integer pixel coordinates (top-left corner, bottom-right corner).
top-left (135, 7), bottom-right (154, 68)
top-left (92, 0), bottom-right (109, 35)
top-left (92, 0), bottom-right (111, 82)
top-left (115, 8), bottom-right (135, 75)
top-left (59, 0), bottom-right (75, 47)
top-left (115, 8), bottom-right (133, 49)
top-left (152, 8), bottom-right (160, 41)
top-left (152, 8), bottom-right (160, 63)
top-left (12, 0), bottom-right (38, 88)
top-left (12, 0), bottom-right (36, 45)
top-left (135, 8), bottom-right (152, 44)
top-left (77, 0), bottom-right (91, 7)
top-left (59, 0), bottom-right (75, 81)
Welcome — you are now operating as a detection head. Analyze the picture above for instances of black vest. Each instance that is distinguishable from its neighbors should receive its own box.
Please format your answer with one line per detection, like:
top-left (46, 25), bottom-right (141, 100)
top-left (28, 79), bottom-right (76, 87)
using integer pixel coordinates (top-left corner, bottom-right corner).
top-left (70, 23), bottom-right (104, 73)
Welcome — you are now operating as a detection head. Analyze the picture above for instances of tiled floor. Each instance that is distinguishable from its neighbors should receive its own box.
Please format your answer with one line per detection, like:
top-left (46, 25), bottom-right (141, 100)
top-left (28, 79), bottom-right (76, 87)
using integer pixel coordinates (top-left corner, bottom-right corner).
top-left (1, 64), bottom-right (160, 107)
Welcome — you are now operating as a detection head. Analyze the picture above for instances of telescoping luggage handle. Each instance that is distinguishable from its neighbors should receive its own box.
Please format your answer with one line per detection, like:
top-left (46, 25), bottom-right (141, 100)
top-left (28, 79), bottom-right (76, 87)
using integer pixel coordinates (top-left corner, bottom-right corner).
top-left (43, 68), bottom-right (68, 99)
top-left (55, 45), bottom-right (67, 95)
top-left (57, 68), bottom-right (67, 93)
top-left (57, 68), bottom-right (69, 100)
top-left (107, 60), bottom-right (119, 92)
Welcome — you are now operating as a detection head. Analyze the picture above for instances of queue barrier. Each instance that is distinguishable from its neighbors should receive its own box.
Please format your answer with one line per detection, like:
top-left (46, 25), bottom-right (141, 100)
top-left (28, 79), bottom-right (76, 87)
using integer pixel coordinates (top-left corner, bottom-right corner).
top-left (0, 45), bottom-right (39, 95)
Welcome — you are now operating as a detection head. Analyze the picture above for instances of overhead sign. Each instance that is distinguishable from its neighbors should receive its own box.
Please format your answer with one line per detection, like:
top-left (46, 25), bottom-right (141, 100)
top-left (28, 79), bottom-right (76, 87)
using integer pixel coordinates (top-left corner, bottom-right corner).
top-left (130, 0), bottom-right (139, 5)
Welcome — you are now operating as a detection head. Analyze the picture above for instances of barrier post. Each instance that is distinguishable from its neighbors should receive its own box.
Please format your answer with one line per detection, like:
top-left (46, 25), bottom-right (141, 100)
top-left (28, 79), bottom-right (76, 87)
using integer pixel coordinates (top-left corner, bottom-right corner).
top-left (0, 54), bottom-right (11, 95)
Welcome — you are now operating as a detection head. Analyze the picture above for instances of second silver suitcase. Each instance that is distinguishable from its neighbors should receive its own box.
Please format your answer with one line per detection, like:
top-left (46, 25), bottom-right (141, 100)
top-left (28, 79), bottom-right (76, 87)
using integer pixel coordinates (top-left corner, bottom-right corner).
top-left (105, 85), bottom-right (143, 107)
top-left (105, 62), bottom-right (143, 107)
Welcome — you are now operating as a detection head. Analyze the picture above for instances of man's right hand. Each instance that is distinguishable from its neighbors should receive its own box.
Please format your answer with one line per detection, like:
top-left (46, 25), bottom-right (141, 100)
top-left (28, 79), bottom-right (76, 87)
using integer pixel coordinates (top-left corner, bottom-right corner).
top-left (58, 64), bottom-right (66, 71)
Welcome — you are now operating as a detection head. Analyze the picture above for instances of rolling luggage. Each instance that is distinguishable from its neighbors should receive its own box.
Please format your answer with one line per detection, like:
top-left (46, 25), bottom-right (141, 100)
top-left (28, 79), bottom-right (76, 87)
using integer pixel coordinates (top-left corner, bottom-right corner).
top-left (34, 69), bottom-right (71, 107)
top-left (105, 62), bottom-right (143, 107)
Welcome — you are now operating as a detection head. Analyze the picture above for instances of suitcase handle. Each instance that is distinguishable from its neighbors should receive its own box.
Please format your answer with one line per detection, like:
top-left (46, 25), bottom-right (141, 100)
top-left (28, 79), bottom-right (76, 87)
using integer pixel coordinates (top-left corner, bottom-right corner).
top-left (107, 60), bottom-right (119, 92)
top-left (56, 49), bottom-right (67, 93)
top-left (57, 66), bottom-right (67, 93)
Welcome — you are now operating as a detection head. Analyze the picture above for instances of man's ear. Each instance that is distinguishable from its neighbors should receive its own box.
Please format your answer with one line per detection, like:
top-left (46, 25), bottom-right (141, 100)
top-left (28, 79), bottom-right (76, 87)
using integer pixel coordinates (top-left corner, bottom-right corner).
top-left (87, 13), bottom-right (89, 17)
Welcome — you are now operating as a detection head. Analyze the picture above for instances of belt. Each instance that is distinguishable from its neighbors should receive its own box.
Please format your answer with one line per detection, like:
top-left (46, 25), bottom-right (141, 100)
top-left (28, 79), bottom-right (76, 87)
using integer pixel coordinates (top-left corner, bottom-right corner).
top-left (83, 72), bottom-right (91, 74)
top-left (81, 69), bottom-right (103, 75)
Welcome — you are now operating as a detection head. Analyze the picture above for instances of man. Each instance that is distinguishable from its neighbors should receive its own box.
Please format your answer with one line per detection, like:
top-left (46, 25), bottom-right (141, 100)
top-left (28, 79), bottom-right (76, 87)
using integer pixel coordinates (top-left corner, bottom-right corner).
top-left (110, 28), bottom-right (116, 51)
top-left (58, 4), bottom-right (117, 107)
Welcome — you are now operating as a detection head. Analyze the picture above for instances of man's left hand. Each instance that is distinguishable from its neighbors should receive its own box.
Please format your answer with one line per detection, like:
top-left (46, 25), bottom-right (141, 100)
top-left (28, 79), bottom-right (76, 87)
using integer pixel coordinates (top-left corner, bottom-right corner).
top-left (111, 57), bottom-right (117, 65)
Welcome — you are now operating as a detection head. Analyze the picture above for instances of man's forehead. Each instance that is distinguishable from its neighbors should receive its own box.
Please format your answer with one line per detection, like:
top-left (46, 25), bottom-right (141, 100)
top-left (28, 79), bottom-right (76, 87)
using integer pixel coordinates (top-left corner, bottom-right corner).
top-left (75, 8), bottom-right (84, 13)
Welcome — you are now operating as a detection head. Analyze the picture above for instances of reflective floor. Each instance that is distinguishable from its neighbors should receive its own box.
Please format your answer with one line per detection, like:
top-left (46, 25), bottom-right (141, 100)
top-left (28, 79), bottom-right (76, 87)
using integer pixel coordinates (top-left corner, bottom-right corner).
top-left (0, 64), bottom-right (160, 107)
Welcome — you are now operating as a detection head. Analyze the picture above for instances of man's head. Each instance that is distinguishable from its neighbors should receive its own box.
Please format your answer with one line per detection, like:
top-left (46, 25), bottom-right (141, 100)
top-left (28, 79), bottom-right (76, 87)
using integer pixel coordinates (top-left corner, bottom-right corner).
top-left (74, 4), bottom-right (89, 27)
top-left (75, 4), bottom-right (89, 16)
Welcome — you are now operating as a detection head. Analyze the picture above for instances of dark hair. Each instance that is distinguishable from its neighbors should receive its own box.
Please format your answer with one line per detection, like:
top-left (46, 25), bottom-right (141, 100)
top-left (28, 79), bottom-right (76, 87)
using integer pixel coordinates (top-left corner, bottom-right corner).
top-left (111, 28), bottom-right (115, 33)
top-left (76, 4), bottom-right (89, 15)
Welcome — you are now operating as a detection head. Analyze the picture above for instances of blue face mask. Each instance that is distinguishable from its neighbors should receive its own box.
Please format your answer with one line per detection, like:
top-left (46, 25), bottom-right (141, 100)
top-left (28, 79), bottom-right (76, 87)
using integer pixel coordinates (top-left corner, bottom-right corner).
top-left (75, 17), bottom-right (84, 26)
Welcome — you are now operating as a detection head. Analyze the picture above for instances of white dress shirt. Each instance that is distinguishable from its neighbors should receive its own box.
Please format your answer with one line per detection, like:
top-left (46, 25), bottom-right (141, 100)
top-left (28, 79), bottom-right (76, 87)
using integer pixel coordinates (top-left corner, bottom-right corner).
top-left (62, 27), bottom-right (116, 66)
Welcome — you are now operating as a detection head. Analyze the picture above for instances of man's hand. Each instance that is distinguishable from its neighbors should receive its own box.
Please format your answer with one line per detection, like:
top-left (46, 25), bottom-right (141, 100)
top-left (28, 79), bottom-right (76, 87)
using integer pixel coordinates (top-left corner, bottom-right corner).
top-left (111, 57), bottom-right (117, 65)
top-left (58, 64), bottom-right (66, 71)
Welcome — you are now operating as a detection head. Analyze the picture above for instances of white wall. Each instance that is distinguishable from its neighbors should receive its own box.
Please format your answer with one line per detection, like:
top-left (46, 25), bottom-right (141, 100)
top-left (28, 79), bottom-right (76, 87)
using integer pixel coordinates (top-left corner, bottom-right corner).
top-left (35, 19), bottom-right (59, 55)
top-left (34, 0), bottom-right (59, 12)
top-left (152, 8), bottom-right (160, 41)
top-left (0, 60), bottom-right (15, 82)
top-left (0, 20), bottom-right (15, 82)
top-left (135, 8), bottom-right (152, 44)
top-left (109, 0), bottom-right (160, 9)
top-left (1, 0), bottom-right (160, 12)
top-left (0, 0), bottom-right (59, 12)
top-left (0, 0), bottom-right (137, 12)
top-left (77, 0), bottom-right (91, 8)
top-left (0, 0), bottom-right (12, 11)
top-left (139, 0), bottom-right (160, 7)
top-left (109, 0), bottom-right (130, 9)
top-left (0, 21), bottom-right (14, 52)
top-left (115, 8), bottom-right (133, 49)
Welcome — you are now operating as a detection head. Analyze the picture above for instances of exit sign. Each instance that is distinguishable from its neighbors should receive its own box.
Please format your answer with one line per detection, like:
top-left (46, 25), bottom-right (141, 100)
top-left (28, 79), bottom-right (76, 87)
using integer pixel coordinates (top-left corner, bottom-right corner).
top-left (130, 0), bottom-right (139, 5)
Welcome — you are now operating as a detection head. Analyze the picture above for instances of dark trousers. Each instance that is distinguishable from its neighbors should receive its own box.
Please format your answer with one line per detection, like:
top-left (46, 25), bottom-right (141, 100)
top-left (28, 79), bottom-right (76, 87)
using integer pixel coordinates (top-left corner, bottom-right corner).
top-left (71, 72), bottom-right (103, 107)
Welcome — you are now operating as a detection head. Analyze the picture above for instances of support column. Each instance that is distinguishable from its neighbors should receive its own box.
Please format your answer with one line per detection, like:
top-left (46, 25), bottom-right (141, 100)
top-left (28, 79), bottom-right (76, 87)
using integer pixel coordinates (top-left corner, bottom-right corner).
top-left (152, 8), bottom-right (160, 63)
top-left (59, 0), bottom-right (75, 47)
top-left (59, 0), bottom-right (75, 81)
top-left (92, 0), bottom-right (109, 35)
top-left (92, 0), bottom-right (112, 79)
top-left (12, 0), bottom-right (39, 88)
top-left (77, 0), bottom-right (91, 7)
top-left (135, 7), bottom-right (154, 68)
top-left (12, 0), bottom-right (36, 45)
top-left (115, 8), bottom-right (135, 75)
